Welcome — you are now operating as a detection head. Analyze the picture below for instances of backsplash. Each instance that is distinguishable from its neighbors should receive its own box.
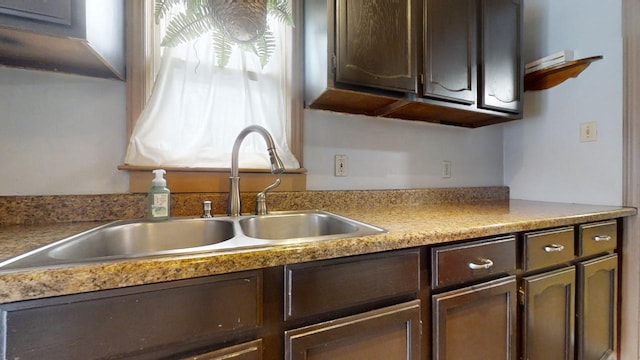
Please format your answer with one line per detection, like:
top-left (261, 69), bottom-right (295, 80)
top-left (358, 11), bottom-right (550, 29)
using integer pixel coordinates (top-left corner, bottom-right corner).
top-left (0, 187), bottom-right (508, 225)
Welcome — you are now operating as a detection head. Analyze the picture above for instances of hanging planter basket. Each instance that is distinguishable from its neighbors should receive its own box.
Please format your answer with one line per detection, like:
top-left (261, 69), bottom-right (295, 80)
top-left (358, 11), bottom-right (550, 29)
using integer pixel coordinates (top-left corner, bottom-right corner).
top-left (156, 0), bottom-right (293, 67)
top-left (209, 0), bottom-right (268, 43)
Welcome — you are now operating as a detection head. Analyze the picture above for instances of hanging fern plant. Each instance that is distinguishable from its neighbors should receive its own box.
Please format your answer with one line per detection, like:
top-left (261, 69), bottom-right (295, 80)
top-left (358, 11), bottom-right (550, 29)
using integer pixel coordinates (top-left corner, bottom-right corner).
top-left (155, 0), bottom-right (293, 68)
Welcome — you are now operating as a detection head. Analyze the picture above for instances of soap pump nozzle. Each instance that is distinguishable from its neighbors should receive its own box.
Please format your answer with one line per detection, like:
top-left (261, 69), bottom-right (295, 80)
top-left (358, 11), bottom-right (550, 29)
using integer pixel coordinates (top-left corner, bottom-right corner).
top-left (152, 169), bottom-right (167, 187)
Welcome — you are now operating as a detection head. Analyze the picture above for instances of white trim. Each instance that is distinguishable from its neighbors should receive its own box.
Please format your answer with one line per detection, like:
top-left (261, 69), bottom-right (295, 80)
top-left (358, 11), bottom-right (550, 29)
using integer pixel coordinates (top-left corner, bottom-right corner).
top-left (621, 0), bottom-right (640, 358)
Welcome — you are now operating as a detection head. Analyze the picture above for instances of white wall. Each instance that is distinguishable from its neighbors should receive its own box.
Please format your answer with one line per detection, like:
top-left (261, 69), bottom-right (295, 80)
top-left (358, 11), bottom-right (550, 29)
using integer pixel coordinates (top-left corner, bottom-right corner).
top-left (0, 67), bottom-right (129, 195)
top-left (0, 0), bottom-right (624, 200)
top-left (0, 70), bottom-right (505, 196)
top-left (504, 0), bottom-right (623, 205)
top-left (304, 109), bottom-right (503, 190)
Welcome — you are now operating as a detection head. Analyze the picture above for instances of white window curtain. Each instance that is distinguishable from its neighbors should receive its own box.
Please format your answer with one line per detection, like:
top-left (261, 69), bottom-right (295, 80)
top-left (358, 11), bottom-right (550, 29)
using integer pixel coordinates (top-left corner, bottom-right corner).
top-left (124, 15), bottom-right (300, 170)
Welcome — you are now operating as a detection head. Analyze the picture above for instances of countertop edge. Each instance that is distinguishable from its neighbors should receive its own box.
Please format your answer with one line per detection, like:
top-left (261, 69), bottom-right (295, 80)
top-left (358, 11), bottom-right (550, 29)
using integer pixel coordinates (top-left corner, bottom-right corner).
top-left (0, 202), bottom-right (635, 304)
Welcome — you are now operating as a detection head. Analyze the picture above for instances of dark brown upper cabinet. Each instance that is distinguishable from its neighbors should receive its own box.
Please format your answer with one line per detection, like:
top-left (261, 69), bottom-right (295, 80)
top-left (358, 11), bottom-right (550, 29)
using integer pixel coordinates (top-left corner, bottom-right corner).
top-left (0, 0), bottom-right (124, 80)
top-left (478, 0), bottom-right (523, 113)
top-left (424, 0), bottom-right (475, 104)
top-left (335, 0), bottom-right (417, 93)
top-left (304, 0), bottom-right (523, 128)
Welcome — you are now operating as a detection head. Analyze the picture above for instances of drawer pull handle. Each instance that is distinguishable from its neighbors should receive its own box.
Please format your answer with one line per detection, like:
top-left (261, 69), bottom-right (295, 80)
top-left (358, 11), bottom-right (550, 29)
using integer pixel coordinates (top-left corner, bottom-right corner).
top-left (593, 235), bottom-right (612, 242)
top-left (544, 244), bottom-right (565, 252)
top-left (468, 258), bottom-right (494, 270)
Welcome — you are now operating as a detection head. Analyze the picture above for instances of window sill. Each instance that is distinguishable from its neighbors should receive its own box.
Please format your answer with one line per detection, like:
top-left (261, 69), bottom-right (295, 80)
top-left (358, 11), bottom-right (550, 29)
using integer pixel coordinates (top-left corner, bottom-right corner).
top-left (118, 165), bottom-right (307, 193)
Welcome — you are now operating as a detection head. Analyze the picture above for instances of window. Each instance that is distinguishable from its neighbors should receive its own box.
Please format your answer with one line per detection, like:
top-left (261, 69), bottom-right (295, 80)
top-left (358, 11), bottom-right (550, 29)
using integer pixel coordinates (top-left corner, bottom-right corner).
top-left (122, 0), bottom-right (305, 193)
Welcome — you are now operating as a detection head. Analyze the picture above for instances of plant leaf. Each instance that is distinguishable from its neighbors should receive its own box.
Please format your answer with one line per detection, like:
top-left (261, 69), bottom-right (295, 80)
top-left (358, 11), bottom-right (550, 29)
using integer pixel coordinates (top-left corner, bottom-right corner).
top-left (252, 28), bottom-right (276, 68)
top-left (212, 29), bottom-right (233, 67)
top-left (161, 6), bottom-right (216, 47)
top-left (267, 0), bottom-right (294, 26)
top-left (154, 0), bottom-right (182, 24)
top-left (183, 0), bottom-right (209, 14)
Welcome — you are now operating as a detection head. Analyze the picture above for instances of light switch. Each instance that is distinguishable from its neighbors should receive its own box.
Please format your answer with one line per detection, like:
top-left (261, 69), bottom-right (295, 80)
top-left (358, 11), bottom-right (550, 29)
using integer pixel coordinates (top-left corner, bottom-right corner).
top-left (580, 122), bottom-right (597, 142)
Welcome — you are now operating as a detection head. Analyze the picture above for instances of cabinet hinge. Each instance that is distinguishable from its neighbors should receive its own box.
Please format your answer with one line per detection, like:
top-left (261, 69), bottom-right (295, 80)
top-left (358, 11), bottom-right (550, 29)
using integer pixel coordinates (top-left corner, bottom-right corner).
top-left (419, 73), bottom-right (424, 87)
top-left (518, 287), bottom-right (525, 306)
top-left (331, 54), bottom-right (337, 71)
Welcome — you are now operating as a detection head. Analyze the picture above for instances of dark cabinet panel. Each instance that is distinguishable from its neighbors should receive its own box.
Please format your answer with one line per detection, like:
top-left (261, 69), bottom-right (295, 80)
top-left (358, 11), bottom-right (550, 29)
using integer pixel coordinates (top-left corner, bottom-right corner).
top-left (305, 0), bottom-right (524, 128)
top-left (0, 0), bottom-right (72, 25)
top-left (285, 300), bottom-right (421, 360)
top-left (0, 0), bottom-right (80, 36)
top-left (0, 0), bottom-right (124, 79)
top-left (478, 0), bottom-right (523, 113)
top-left (424, 0), bottom-right (475, 104)
top-left (578, 220), bottom-right (617, 258)
top-left (522, 226), bottom-right (575, 272)
top-left (431, 235), bottom-right (516, 289)
top-left (432, 276), bottom-right (518, 360)
top-left (335, 0), bottom-right (417, 92)
top-left (285, 249), bottom-right (420, 320)
top-left (577, 254), bottom-right (618, 360)
top-left (184, 339), bottom-right (263, 360)
top-left (0, 271), bottom-right (262, 360)
top-left (522, 266), bottom-right (576, 360)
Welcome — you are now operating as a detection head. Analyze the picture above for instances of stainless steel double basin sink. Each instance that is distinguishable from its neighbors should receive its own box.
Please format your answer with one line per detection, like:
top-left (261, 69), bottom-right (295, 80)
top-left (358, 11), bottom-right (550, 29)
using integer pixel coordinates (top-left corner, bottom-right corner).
top-left (0, 210), bottom-right (386, 270)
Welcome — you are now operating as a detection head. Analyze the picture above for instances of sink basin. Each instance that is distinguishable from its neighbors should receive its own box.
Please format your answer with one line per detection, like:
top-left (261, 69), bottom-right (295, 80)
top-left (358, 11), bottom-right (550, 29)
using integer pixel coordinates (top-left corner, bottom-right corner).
top-left (0, 218), bottom-right (235, 270)
top-left (0, 211), bottom-right (386, 270)
top-left (240, 211), bottom-right (376, 240)
top-left (49, 219), bottom-right (235, 260)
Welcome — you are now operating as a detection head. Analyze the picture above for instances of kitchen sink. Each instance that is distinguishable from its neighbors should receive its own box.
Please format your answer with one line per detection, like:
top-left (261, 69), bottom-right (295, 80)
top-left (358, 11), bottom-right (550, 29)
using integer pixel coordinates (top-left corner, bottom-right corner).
top-left (48, 219), bottom-right (235, 260)
top-left (240, 211), bottom-right (373, 240)
top-left (0, 211), bottom-right (386, 270)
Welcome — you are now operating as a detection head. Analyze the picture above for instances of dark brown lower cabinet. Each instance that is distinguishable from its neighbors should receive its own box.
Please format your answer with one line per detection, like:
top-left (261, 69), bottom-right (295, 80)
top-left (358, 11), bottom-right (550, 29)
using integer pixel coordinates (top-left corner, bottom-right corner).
top-left (522, 266), bottom-right (576, 360)
top-left (284, 300), bottom-right (421, 360)
top-left (183, 339), bottom-right (263, 360)
top-left (0, 271), bottom-right (263, 360)
top-left (432, 276), bottom-right (518, 360)
top-left (577, 254), bottom-right (618, 360)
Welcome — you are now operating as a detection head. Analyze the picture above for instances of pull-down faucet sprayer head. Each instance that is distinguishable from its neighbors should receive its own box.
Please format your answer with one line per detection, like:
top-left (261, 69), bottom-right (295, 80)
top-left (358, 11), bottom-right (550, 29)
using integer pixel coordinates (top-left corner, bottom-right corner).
top-left (268, 147), bottom-right (285, 175)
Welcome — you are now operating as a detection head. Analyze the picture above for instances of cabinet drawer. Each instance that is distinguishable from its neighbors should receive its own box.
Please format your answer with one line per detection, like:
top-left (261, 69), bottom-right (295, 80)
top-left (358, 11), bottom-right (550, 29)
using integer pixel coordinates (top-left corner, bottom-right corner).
top-left (0, 271), bottom-right (262, 360)
top-left (285, 300), bottom-right (421, 360)
top-left (522, 227), bottom-right (575, 272)
top-left (578, 220), bottom-right (617, 257)
top-left (432, 236), bottom-right (516, 289)
top-left (285, 249), bottom-right (420, 321)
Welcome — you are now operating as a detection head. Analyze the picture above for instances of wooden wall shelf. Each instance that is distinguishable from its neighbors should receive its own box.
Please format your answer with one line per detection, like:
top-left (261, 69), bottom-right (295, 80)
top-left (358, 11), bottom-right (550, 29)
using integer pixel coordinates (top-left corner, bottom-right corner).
top-left (524, 56), bottom-right (603, 91)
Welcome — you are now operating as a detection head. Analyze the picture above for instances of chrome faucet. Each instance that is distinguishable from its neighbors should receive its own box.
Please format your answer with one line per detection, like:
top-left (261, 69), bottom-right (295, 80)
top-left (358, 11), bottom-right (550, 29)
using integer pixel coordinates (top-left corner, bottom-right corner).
top-left (228, 125), bottom-right (285, 216)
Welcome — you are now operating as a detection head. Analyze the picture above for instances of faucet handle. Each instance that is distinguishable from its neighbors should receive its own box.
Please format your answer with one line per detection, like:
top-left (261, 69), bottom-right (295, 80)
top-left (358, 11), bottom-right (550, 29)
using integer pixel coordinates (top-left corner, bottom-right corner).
top-left (201, 200), bottom-right (213, 218)
top-left (255, 179), bottom-right (281, 215)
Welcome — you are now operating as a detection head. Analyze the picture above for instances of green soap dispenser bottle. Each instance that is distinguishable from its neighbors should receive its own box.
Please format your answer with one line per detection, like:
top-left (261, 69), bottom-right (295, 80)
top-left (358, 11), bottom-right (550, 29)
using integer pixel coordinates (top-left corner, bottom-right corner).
top-left (148, 169), bottom-right (170, 220)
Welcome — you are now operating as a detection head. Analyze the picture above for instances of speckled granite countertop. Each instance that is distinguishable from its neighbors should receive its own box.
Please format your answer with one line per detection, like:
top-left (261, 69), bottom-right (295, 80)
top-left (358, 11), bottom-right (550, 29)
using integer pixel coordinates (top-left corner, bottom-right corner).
top-left (0, 197), bottom-right (635, 304)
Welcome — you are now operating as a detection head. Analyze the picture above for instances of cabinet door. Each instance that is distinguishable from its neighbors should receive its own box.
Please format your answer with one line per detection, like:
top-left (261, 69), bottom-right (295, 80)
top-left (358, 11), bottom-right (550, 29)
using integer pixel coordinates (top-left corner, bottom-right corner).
top-left (0, 272), bottom-right (262, 360)
top-left (183, 340), bottom-right (262, 360)
top-left (0, 0), bottom-right (84, 38)
top-left (432, 276), bottom-right (517, 360)
top-left (0, 0), bottom-right (72, 25)
top-left (577, 254), bottom-right (618, 360)
top-left (335, 0), bottom-right (418, 93)
top-left (424, 0), bottom-right (475, 104)
top-left (285, 300), bottom-right (421, 360)
top-left (478, 0), bottom-right (522, 113)
top-left (522, 267), bottom-right (576, 360)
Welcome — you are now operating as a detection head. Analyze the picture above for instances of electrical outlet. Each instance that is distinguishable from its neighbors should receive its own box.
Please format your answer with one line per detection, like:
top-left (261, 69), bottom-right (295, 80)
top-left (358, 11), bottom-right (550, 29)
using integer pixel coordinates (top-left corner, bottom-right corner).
top-left (580, 122), bottom-right (598, 142)
top-left (442, 160), bottom-right (452, 178)
top-left (335, 155), bottom-right (348, 177)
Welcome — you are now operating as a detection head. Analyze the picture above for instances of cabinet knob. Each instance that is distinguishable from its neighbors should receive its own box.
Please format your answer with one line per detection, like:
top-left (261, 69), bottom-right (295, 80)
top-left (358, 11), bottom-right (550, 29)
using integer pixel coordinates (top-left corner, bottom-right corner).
top-left (468, 258), bottom-right (494, 270)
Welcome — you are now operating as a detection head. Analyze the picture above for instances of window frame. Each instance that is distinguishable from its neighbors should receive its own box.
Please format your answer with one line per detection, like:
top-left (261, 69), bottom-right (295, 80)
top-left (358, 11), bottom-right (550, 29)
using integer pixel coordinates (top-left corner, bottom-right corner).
top-left (123, 0), bottom-right (305, 193)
